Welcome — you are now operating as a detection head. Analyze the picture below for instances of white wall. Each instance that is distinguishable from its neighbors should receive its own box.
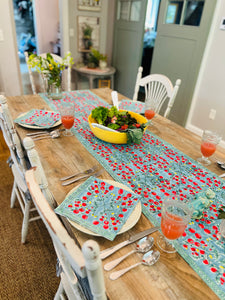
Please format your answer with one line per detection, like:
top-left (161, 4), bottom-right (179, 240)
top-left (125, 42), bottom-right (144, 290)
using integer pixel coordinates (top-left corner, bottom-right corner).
top-left (0, 0), bottom-right (22, 96)
top-left (187, 0), bottom-right (225, 146)
top-left (33, 0), bottom-right (59, 54)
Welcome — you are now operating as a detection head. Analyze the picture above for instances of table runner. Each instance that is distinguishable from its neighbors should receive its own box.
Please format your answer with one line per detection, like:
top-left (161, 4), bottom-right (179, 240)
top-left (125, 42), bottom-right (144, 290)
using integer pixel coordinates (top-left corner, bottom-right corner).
top-left (41, 90), bottom-right (225, 299)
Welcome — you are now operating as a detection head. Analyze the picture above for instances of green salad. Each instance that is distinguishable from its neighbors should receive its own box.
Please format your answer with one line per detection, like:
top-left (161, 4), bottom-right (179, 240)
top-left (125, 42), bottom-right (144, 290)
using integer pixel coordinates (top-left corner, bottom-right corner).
top-left (91, 106), bottom-right (150, 144)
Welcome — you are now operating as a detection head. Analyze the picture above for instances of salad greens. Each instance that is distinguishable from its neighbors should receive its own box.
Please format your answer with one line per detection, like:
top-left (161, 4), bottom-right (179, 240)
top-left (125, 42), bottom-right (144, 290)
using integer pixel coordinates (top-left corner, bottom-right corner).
top-left (91, 106), bottom-right (150, 144)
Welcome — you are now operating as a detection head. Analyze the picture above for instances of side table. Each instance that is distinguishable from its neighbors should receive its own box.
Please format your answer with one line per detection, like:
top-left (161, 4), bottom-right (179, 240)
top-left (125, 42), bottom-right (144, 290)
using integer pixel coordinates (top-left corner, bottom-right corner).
top-left (72, 66), bottom-right (116, 89)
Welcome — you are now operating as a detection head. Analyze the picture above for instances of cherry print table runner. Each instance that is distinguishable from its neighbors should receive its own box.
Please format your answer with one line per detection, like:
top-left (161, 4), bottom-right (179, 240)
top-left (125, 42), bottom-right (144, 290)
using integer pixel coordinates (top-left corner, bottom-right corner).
top-left (14, 109), bottom-right (60, 128)
top-left (55, 176), bottom-right (140, 240)
top-left (40, 90), bottom-right (225, 299)
top-left (119, 99), bottom-right (145, 114)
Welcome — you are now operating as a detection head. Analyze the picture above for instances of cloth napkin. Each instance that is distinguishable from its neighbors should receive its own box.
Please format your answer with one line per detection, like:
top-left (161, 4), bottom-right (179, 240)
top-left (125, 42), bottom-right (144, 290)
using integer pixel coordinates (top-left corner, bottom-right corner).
top-left (14, 109), bottom-right (60, 128)
top-left (55, 176), bottom-right (141, 240)
top-left (119, 99), bottom-right (145, 114)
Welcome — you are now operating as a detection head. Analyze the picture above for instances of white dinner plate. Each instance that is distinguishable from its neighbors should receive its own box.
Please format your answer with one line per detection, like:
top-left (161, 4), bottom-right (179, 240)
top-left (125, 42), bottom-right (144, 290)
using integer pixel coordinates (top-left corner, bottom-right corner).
top-left (16, 111), bottom-right (61, 129)
top-left (66, 179), bottom-right (142, 237)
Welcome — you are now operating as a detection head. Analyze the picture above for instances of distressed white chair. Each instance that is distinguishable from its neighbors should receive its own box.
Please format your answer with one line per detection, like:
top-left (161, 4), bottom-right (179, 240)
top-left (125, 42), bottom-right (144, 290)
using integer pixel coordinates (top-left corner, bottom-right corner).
top-left (133, 66), bottom-right (181, 118)
top-left (25, 168), bottom-right (107, 300)
top-left (25, 51), bottom-right (72, 94)
top-left (0, 95), bottom-right (54, 243)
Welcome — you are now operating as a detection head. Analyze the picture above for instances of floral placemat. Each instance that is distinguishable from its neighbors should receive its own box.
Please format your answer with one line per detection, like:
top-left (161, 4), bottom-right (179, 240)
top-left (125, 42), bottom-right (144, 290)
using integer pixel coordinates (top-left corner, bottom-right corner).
top-left (119, 99), bottom-right (145, 114)
top-left (40, 90), bottom-right (225, 299)
top-left (55, 176), bottom-right (140, 240)
top-left (14, 109), bottom-right (60, 128)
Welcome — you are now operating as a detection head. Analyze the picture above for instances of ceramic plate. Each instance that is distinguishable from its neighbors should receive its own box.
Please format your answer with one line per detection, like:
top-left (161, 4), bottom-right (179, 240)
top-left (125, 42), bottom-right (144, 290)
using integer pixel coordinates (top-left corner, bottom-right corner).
top-left (66, 179), bottom-right (142, 236)
top-left (16, 111), bottom-right (61, 129)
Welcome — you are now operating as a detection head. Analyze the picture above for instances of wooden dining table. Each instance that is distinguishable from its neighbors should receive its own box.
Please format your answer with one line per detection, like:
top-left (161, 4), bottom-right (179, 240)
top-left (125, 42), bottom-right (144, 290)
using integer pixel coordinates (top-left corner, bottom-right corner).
top-left (7, 88), bottom-right (225, 300)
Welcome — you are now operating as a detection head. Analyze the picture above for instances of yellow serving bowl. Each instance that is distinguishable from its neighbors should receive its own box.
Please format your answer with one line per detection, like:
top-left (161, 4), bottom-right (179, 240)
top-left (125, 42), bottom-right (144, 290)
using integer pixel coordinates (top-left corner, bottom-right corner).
top-left (88, 110), bottom-right (148, 144)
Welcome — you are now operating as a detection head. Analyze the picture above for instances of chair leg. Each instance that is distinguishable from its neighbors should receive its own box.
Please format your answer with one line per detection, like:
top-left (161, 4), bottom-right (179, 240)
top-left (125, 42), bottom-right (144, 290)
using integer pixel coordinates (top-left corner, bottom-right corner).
top-left (54, 280), bottom-right (65, 300)
top-left (21, 200), bottom-right (31, 244)
top-left (10, 180), bottom-right (17, 208)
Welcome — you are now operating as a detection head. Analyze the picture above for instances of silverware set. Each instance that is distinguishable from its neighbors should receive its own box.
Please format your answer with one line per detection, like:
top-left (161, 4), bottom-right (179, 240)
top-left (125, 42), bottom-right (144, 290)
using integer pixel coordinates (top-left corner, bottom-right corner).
top-left (60, 165), bottom-right (103, 186)
top-left (100, 226), bottom-right (160, 280)
top-left (26, 129), bottom-right (64, 140)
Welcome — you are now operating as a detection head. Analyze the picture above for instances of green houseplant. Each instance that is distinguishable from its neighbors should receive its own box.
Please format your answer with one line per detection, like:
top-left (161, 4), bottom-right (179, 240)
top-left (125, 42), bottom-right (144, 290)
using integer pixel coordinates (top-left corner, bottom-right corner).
top-left (87, 48), bottom-right (107, 69)
top-left (82, 23), bottom-right (93, 49)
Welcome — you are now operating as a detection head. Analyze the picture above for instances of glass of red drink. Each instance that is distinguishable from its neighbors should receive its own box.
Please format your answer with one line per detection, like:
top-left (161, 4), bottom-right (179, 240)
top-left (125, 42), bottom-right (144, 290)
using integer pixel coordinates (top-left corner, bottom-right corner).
top-left (144, 97), bottom-right (157, 123)
top-left (58, 102), bottom-right (75, 136)
top-left (157, 197), bottom-right (193, 253)
top-left (197, 130), bottom-right (221, 166)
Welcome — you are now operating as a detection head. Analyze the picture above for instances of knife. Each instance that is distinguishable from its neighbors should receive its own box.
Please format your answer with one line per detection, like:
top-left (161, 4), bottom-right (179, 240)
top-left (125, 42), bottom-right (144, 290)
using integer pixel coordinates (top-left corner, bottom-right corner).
top-left (100, 226), bottom-right (160, 260)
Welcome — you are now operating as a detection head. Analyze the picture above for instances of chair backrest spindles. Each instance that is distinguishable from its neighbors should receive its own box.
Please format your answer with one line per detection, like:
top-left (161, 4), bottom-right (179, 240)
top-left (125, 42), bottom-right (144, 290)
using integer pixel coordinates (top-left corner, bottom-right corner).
top-left (23, 137), bottom-right (55, 208)
top-left (133, 67), bottom-right (181, 118)
top-left (25, 169), bottom-right (107, 300)
top-left (25, 51), bottom-right (37, 94)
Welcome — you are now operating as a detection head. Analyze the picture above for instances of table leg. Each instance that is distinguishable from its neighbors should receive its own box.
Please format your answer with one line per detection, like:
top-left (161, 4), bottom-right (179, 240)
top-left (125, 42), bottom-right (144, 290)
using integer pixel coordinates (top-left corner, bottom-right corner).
top-left (89, 75), bottom-right (94, 89)
top-left (111, 75), bottom-right (114, 89)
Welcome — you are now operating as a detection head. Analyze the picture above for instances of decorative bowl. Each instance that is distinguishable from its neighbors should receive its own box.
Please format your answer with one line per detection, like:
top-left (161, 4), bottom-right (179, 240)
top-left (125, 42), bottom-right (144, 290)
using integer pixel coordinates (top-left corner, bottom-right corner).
top-left (88, 110), bottom-right (148, 144)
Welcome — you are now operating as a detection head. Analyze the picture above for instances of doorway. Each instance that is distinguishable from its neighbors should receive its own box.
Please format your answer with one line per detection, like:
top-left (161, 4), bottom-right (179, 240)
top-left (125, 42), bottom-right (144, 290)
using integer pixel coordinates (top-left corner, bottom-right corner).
top-left (12, 0), bottom-right (36, 94)
top-left (141, 0), bottom-right (161, 78)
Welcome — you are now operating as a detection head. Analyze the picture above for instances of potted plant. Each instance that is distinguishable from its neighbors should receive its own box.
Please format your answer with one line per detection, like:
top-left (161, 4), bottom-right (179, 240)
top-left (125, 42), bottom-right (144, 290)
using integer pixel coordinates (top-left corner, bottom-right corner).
top-left (82, 23), bottom-right (93, 50)
top-left (87, 48), bottom-right (107, 69)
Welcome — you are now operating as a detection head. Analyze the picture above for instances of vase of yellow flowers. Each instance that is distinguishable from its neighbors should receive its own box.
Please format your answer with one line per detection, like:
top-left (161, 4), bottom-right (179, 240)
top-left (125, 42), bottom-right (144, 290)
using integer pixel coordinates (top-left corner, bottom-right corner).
top-left (28, 52), bottom-right (73, 100)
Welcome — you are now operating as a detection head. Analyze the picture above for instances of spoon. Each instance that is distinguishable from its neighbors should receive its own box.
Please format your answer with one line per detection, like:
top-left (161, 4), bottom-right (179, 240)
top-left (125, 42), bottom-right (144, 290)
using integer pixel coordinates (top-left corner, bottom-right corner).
top-left (109, 250), bottom-right (160, 280)
top-left (217, 161), bottom-right (225, 170)
top-left (26, 128), bottom-right (64, 137)
top-left (32, 131), bottom-right (60, 140)
top-left (111, 90), bottom-right (119, 109)
top-left (104, 236), bottom-right (154, 271)
top-left (91, 123), bottom-right (118, 132)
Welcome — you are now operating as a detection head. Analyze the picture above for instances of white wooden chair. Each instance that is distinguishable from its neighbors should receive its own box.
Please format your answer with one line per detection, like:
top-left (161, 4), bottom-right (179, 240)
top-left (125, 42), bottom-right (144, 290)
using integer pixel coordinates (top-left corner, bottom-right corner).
top-left (133, 66), bottom-right (181, 118)
top-left (25, 51), bottom-right (71, 94)
top-left (25, 168), bottom-right (107, 300)
top-left (0, 95), bottom-right (55, 243)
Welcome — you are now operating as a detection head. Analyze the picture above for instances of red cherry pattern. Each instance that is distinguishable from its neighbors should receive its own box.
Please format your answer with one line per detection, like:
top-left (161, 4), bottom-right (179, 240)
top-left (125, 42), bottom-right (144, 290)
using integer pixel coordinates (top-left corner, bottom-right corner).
top-left (48, 91), bottom-right (225, 294)
top-left (55, 176), bottom-right (140, 241)
top-left (16, 109), bottom-right (60, 127)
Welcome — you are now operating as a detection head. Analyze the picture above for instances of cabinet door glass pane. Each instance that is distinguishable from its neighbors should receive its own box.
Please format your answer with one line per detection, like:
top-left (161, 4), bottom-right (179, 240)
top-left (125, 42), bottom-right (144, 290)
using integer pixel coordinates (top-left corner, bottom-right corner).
top-left (130, 1), bottom-right (141, 21)
top-left (117, 1), bottom-right (130, 21)
top-left (165, 1), bottom-right (184, 24)
top-left (183, 1), bottom-right (205, 26)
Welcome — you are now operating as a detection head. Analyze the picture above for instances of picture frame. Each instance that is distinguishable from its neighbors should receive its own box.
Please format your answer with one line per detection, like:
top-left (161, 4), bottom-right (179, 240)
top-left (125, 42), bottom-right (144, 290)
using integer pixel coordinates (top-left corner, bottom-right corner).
top-left (78, 0), bottom-right (102, 12)
top-left (77, 16), bottom-right (100, 52)
top-left (166, 3), bottom-right (179, 24)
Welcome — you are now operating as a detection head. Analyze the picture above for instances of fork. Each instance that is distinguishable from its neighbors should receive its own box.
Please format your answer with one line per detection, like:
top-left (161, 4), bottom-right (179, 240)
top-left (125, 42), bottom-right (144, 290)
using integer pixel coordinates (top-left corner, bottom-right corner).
top-left (26, 128), bottom-right (64, 137)
top-left (60, 165), bottom-right (99, 181)
top-left (61, 169), bottom-right (103, 186)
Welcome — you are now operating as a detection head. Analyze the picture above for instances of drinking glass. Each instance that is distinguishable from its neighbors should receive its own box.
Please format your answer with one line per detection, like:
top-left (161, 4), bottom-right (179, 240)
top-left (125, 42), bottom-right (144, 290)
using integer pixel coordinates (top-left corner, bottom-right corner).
top-left (58, 103), bottom-right (75, 136)
top-left (197, 130), bottom-right (221, 166)
top-left (144, 97), bottom-right (157, 122)
top-left (157, 197), bottom-right (193, 253)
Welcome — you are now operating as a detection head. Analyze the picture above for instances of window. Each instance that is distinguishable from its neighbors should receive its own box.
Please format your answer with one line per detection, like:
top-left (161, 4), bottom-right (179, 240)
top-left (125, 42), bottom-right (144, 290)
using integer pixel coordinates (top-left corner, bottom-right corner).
top-left (183, 1), bottom-right (204, 26)
top-left (165, 0), bottom-right (205, 26)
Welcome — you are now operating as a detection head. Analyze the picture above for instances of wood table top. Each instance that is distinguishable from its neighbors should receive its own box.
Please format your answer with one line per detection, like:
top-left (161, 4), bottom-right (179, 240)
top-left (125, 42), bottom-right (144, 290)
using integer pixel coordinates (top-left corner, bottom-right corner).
top-left (7, 88), bottom-right (225, 300)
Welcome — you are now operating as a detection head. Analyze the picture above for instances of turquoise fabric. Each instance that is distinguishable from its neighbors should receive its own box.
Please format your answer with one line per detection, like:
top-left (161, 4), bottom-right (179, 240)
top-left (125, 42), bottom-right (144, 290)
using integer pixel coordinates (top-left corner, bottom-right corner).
top-left (119, 99), bottom-right (145, 114)
top-left (14, 109), bottom-right (60, 128)
top-left (55, 176), bottom-right (140, 240)
top-left (40, 90), bottom-right (225, 299)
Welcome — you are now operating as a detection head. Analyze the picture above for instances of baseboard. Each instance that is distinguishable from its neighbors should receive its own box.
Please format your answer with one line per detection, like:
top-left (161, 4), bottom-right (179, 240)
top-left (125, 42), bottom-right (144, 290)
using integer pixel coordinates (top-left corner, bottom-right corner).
top-left (186, 124), bottom-right (225, 149)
